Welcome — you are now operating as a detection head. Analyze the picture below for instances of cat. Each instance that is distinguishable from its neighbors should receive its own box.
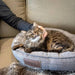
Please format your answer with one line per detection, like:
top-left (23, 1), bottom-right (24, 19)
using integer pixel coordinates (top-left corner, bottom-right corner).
top-left (12, 22), bottom-right (74, 53)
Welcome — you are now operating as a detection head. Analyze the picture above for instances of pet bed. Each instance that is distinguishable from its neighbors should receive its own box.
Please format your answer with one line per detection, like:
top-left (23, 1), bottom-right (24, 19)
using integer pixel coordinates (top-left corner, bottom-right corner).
top-left (12, 28), bottom-right (75, 71)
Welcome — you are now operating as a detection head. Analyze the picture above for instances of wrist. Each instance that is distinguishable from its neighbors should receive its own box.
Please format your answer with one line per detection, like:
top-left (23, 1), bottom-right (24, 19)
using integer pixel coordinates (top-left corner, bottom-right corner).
top-left (17, 20), bottom-right (33, 31)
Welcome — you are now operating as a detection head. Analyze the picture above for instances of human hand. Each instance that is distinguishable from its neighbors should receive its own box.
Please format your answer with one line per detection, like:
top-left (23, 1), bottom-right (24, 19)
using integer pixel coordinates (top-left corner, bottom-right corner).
top-left (38, 25), bottom-right (48, 39)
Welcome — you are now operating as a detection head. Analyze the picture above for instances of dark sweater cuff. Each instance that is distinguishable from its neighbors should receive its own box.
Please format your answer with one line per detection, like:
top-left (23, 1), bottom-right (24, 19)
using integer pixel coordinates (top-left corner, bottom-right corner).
top-left (17, 20), bottom-right (33, 31)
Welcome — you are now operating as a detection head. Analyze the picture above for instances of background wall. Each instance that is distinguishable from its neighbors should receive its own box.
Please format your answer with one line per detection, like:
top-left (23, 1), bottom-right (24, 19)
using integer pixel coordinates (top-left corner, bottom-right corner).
top-left (26, 0), bottom-right (75, 33)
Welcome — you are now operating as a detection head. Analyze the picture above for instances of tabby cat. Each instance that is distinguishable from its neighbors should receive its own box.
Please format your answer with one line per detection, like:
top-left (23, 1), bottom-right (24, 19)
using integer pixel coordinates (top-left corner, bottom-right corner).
top-left (12, 22), bottom-right (74, 53)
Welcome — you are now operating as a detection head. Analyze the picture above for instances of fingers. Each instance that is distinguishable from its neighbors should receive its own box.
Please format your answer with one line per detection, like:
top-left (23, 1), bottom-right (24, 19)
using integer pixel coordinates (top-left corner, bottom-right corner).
top-left (43, 30), bottom-right (48, 38)
top-left (38, 25), bottom-right (48, 38)
top-left (38, 26), bottom-right (45, 30)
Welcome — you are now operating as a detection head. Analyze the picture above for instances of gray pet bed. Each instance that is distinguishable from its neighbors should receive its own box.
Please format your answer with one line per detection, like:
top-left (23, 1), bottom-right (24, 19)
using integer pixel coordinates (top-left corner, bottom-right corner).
top-left (12, 28), bottom-right (75, 71)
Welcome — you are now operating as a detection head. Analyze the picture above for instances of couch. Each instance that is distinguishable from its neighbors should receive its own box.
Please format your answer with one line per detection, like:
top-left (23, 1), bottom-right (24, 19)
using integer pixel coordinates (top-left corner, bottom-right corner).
top-left (0, 0), bottom-right (75, 69)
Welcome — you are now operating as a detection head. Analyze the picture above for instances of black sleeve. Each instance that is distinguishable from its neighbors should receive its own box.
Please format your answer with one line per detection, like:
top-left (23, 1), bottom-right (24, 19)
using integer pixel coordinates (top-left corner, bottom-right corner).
top-left (0, 0), bottom-right (33, 31)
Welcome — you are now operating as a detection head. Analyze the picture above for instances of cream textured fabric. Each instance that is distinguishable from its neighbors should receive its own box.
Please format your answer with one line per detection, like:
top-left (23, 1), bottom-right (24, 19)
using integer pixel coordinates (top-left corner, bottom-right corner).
top-left (0, 38), bottom-right (17, 69)
top-left (0, 21), bottom-right (19, 38)
top-left (3, 0), bottom-right (26, 19)
top-left (0, 0), bottom-right (26, 37)
top-left (26, 0), bottom-right (75, 33)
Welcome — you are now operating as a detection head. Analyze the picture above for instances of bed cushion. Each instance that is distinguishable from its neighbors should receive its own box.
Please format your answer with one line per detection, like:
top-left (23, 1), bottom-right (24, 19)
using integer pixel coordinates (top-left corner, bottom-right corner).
top-left (12, 28), bottom-right (75, 71)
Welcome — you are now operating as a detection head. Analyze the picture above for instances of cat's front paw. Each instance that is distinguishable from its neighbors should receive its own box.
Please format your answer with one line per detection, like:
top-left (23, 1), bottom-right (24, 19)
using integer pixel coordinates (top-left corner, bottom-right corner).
top-left (12, 43), bottom-right (24, 50)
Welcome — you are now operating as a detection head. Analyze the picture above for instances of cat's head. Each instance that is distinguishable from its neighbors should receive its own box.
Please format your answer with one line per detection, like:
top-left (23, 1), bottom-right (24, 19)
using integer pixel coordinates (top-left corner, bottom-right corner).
top-left (25, 22), bottom-right (44, 47)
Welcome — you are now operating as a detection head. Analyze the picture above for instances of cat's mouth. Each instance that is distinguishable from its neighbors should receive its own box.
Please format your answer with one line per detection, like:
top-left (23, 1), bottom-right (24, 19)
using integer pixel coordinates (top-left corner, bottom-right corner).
top-left (30, 36), bottom-right (41, 42)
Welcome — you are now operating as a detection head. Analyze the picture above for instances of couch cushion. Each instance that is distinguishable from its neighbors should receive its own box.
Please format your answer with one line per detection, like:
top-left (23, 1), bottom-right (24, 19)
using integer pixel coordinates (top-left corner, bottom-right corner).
top-left (0, 0), bottom-right (26, 38)
top-left (26, 0), bottom-right (75, 33)
top-left (0, 38), bottom-right (17, 69)
top-left (0, 21), bottom-right (19, 38)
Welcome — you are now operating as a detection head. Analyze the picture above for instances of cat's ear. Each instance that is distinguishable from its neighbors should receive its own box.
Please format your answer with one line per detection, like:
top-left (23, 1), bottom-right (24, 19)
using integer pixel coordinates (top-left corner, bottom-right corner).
top-left (33, 22), bottom-right (38, 26)
top-left (32, 22), bottom-right (38, 29)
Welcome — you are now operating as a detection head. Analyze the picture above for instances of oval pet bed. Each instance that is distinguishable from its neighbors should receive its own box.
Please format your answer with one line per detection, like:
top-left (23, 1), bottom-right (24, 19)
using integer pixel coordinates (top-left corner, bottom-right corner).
top-left (12, 28), bottom-right (75, 71)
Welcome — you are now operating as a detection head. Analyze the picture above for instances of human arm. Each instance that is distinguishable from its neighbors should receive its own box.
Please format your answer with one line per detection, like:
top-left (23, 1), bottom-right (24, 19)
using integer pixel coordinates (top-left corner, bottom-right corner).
top-left (0, 0), bottom-right (47, 37)
top-left (0, 0), bottom-right (33, 31)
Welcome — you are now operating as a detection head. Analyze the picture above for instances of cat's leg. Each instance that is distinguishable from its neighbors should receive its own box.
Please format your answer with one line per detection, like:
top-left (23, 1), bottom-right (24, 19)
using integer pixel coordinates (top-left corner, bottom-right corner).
top-left (50, 43), bottom-right (63, 52)
top-left (54, 45), bottom-right (63, 50)
top-left (54, 45), bottom-right (63, 53)
top-left (47, 42), bottom-right (63, 52)
top-left (12, 44), bottom-right (24, 50)
top-left (61, 43), bottom-right (74, 52)
top-left (62, 45), bottom-right (74, 52)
